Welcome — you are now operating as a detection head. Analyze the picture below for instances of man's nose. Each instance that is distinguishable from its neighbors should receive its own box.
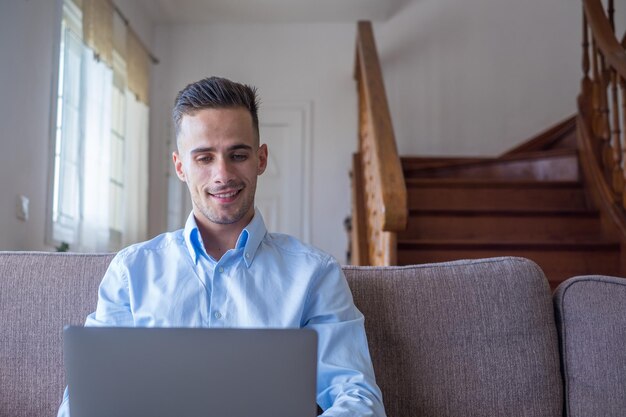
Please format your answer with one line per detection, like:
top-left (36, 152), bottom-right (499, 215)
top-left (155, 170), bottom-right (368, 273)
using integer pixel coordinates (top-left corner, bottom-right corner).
top-left (213, 157), bottom-right (236, 184)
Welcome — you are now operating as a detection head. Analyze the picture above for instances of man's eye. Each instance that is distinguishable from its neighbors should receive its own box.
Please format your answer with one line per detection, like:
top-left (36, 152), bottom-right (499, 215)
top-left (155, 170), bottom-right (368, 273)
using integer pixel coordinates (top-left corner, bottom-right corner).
top-left (197, 156), bottom-right (212, 163)
top-left (232, 154), bottom-right (248, 161)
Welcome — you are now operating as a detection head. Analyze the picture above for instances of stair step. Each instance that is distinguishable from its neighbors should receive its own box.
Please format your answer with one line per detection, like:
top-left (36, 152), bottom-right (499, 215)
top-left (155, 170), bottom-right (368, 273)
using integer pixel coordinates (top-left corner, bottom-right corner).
top-left (400, 209), bottom-right (603, 241)
top-left (401, 156), bottom-right (489, 171)
top-left (406, 179), bottom-right (589, 211)
top-left (502, 115), bottom-right (577, 155)
top-left (397, 240), bottom-right (620, 288)
top-left (393, 116), bottom-right (619, 286)
top-left (403, 149), bottom-right (579, 181)
top-left (398, 239), bottom-right (619, 250)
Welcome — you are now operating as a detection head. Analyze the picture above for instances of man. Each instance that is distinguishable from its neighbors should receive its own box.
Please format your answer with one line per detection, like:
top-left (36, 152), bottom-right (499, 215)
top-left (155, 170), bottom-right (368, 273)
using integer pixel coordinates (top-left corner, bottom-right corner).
top-left (57, 76), bottom-right (386, 417)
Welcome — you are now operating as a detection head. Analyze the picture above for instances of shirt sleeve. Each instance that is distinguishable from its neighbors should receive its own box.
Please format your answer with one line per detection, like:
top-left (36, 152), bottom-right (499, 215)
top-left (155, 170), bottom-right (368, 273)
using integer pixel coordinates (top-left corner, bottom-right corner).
top-left (85, 252), bottom-right (135, 327)
top-left (57, 252), bottom-right (134, 417)
top-left (303, 256), bottom-right (387, 417)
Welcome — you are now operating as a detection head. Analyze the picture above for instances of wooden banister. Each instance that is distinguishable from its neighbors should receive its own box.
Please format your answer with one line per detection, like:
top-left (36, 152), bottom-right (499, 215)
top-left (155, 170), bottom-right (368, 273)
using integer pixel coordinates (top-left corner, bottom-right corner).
top-left (578, 0), bottom-right (626, 245)
top-left (351, 21), bottom-right (407, 266)
top-left (583, 0), bottom-right (626, 76)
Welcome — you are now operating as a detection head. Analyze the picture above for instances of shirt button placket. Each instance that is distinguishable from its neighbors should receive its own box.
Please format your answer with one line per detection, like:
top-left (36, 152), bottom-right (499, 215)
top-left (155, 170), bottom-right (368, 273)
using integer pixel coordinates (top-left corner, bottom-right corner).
top-left (212, 264), bottom-right (226, 326)
top-left (196, 261), bottom-right (212, 327)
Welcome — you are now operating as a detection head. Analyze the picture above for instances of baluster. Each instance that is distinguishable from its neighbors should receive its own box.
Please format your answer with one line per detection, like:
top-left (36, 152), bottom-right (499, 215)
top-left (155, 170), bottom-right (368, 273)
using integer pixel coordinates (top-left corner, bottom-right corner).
top-left (593, 40), bottom-right (613, 179)
top-left (581, 14), bottom-right (592, 106)
top-left (591, 37), bottom-right (603, 163)
top-left (591, 40), bottom-right (613, 171)
top-left (361, 95), bottom-right (386, 265)
top-left (610, 68), bottom-right (623, 195)
top-left (359, 83), bottom-right (367, 153)
top-left (621, 76), bottom-right (626, 210)
top-left (581, 12), bottom-right (589, 70)
top-left (359, 84), bottom-right (370, 261)
top-left (361, 120), bottom-right (370, 261)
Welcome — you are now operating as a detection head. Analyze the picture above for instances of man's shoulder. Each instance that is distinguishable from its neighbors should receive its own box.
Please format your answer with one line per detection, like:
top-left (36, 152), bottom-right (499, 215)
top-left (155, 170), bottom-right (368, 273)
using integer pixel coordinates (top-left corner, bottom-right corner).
top-left (262, 232), bottom-right (336, 265)
top-left (114, 229), bottom-right (185, 263)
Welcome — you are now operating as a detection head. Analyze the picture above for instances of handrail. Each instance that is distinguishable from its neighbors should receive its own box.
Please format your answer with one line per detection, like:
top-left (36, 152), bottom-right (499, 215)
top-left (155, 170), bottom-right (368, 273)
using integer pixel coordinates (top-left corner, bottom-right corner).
top-left (577, 0), bottom-right (626, 239)
top-left (351, 21), bottom-right (407, 265)
top-left (583, 0), bottom-right (626, 76)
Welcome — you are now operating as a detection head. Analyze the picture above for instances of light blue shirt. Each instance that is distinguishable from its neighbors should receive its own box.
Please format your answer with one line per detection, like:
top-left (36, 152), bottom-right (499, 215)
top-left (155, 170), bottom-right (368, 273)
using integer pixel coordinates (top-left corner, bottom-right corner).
top-left (58, 210), bottom-right (386, 417)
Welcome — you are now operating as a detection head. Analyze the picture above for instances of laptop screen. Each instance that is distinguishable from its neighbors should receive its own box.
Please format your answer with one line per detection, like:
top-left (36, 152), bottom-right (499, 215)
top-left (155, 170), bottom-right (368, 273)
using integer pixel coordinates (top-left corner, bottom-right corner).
top-left (64, 326), bottom-right (318, 417)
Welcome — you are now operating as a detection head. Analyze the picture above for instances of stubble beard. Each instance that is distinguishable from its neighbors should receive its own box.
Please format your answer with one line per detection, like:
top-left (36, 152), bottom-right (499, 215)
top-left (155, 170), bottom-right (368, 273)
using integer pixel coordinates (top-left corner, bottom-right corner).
top-left (192, 183), bottom-right (256, 226)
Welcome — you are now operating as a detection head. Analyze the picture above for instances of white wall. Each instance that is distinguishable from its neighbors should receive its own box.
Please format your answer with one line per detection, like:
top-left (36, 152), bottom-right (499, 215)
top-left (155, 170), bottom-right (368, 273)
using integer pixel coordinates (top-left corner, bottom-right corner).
top-left (377, 0), bottom-right (582, 156)
top-left (0, 0), bottom-right (60, 250)
top-left (113, 0), bottom-right (154, 49)
top-left (149, 23), bottom-right (358, 261)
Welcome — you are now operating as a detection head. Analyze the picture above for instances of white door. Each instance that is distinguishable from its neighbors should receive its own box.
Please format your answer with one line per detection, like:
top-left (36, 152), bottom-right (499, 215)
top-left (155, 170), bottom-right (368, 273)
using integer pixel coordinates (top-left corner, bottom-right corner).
top-left (256, 103), bottom-right (311, 243)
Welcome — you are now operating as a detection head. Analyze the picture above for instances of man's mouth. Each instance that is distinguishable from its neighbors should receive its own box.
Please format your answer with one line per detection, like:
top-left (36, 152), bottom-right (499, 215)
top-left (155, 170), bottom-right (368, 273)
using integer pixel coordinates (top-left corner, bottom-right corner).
top-left (213, 190), bottom-right (239, 198)
top-left (207, 187), bottom-right (243, 202)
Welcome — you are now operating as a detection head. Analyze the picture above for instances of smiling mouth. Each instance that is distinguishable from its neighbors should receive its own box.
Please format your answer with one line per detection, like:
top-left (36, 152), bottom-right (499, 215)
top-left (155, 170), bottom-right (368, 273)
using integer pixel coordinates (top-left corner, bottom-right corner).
top-left (207, 187), bottom-right (243, 202)
top-left (213, 190), bottom-right (239, 198)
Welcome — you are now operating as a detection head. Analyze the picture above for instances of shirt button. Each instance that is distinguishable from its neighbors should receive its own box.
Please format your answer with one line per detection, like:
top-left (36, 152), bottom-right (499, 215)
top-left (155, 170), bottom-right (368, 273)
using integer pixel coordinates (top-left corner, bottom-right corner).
top-left (218, 267), bottom-right (224, 273)
top-left (214, 312), bottom-right (222, 319)
top-left (245, 253), bottom-right (250, 259)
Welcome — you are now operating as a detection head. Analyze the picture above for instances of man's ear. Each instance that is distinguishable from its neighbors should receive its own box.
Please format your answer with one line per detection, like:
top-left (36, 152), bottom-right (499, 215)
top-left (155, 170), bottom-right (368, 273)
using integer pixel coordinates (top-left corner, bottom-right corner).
top-left (172, 151), bottom-right (187, 182)
top-left (257, 144), bottom-right (268, 175)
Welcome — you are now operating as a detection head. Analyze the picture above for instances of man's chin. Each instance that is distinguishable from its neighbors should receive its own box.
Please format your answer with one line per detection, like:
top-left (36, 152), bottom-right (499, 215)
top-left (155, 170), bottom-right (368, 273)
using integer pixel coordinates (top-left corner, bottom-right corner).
top-left (201, 209), bottom-right (247, 226)
top-left (209, 216), bottom-right (240, 225)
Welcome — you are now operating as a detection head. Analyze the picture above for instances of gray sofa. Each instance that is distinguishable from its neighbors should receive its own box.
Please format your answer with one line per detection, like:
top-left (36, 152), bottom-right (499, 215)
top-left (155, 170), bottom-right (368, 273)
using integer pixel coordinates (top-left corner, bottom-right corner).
top-left (1, 253), bottom-right (625, 417)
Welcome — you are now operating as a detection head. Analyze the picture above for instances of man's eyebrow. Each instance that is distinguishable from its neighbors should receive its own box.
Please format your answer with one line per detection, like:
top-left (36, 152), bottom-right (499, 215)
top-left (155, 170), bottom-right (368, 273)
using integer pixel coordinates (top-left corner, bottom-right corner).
top-left (190, 144), bottom-right (253, 154)
top-left (228, 144), bottom-right (253, 151)
top-left (190, 147), bottom-right (215, 155)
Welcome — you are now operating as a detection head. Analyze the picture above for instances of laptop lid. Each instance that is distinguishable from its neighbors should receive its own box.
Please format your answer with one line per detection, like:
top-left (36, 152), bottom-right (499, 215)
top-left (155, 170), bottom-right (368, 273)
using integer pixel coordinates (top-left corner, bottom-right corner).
top-left (63, 326), bottom-right (318, 417)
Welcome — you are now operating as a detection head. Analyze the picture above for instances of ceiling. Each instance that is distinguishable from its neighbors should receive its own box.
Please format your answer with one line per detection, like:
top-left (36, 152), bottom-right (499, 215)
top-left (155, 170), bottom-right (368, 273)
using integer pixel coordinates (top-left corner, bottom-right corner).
top-left (135, 0), bottom-right (410, 24)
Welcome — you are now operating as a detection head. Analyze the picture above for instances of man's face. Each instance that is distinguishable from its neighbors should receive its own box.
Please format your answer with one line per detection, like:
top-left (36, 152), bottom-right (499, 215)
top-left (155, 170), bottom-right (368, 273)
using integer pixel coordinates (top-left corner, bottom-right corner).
top-left (173, 107), bottom-right (267, 231)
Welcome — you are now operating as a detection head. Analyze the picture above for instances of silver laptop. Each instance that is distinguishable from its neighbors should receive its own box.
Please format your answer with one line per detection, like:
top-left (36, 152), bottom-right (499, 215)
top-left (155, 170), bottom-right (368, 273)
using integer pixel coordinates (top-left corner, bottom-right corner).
top-left (63, 326), bottom-right (318, 417)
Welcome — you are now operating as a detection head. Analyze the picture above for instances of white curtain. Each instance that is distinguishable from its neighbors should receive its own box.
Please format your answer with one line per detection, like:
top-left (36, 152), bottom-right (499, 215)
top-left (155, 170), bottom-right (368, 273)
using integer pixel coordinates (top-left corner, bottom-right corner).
top-left (122, 90), bottom-right (149, 246)
top-left (78, 48), bottom-right (113, 252)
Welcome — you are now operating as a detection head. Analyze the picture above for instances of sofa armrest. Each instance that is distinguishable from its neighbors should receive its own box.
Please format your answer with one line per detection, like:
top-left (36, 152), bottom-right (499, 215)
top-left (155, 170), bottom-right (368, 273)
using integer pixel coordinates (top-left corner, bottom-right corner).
top-left (554, 275), bottom-right (626, 417)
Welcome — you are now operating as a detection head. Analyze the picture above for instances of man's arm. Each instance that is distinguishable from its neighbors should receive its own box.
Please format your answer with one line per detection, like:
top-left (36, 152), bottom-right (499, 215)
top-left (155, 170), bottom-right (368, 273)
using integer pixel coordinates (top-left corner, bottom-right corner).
top-left (57, 254), bottom-right (134, 417)
top-left (303, 257), bottom-right (386, 417)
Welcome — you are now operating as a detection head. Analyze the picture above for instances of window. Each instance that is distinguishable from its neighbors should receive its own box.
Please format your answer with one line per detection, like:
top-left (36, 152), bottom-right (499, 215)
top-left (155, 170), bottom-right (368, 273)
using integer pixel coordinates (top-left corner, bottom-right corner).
top-left (52, 0), bottom-right (83, 245)
top-left (48, 0), bottom-right (150, 251)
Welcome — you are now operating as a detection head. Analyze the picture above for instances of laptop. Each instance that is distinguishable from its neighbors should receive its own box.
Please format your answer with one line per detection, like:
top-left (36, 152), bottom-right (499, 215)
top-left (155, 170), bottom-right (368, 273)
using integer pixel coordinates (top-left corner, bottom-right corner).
top-left (63, 326), bottom-right (318, 417)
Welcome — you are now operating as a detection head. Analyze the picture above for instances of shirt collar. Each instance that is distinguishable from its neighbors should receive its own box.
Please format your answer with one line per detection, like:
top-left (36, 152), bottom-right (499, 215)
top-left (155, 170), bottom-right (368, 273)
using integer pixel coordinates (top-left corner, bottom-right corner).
top-left (238, 208), bottom-right (267, 267)
top-left (183, 208), bottom-right (267, 267)
top-left (183, 212), bottom-right (206, 264)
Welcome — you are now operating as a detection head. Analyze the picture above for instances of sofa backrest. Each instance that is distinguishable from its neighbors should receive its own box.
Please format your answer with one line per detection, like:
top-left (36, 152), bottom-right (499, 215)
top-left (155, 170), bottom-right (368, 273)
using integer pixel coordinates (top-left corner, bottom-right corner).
top-left (344, 256), bottom-right (563, 417)
top-left (0, 252), bottom-right (114, 417)
top-left (1, 253), bottom-right (564, 417)
top-left (554, 275), bottom-right (626, 417)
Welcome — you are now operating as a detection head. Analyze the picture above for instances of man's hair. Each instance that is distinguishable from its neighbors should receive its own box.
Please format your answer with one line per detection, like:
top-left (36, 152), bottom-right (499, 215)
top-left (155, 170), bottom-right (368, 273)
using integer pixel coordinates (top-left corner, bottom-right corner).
top-left (172, 76), bottom-right (260, 141)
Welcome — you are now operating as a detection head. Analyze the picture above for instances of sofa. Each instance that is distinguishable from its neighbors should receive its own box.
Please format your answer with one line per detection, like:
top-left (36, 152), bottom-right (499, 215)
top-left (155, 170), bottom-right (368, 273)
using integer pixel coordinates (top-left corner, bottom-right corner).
top-left (1, 252), bottom-right (625, 417)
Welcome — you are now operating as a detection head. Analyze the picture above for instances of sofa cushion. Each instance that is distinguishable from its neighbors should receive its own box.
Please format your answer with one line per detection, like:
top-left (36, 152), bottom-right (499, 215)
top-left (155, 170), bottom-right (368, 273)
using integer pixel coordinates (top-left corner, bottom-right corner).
top-left (0, 252), bottom-right (114, 417)
top-left (344, 256), bottom-right (562, 417)
top-left (554, 275), bottom-right (626, 417)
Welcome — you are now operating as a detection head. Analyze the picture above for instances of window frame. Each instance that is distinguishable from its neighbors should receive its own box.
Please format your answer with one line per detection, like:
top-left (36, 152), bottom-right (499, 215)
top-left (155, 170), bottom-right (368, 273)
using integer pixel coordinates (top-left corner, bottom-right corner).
top-left (45, 0), bottom-right (81, 249)
top-left (46, 0), bottom-right (128, 251)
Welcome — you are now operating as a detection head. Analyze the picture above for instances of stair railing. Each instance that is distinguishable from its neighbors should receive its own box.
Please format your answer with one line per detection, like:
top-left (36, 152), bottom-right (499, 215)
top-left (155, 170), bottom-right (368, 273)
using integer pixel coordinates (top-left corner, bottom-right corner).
top-left (578, 0), bottom-right (626, 239)
top-left (351, 21), bottom-right (407, 266)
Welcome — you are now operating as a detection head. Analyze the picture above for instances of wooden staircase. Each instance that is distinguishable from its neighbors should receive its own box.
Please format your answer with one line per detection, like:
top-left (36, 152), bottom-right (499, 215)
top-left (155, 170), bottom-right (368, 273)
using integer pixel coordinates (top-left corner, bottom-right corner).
top-left (396, 119), bottom-right (621, 288)
top-left (351, 1), bottom-right (626, 290)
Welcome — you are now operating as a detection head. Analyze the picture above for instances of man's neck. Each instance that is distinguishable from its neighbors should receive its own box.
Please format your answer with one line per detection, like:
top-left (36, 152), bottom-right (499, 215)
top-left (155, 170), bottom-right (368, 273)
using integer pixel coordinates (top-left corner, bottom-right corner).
top-left (195, 213), bottom-right (253, 261)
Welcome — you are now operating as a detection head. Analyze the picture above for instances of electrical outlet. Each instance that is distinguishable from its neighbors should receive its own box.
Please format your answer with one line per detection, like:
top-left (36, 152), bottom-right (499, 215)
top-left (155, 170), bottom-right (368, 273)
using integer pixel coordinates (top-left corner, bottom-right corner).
top-left (16, 195), bottom-right (29, 221)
